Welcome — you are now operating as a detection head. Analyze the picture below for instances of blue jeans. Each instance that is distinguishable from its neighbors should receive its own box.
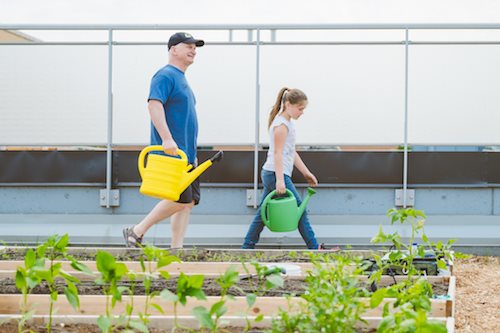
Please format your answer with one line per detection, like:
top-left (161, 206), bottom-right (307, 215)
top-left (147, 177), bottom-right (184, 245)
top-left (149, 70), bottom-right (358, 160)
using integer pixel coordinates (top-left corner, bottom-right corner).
top-left (242, 169), bottom-right (319, 249)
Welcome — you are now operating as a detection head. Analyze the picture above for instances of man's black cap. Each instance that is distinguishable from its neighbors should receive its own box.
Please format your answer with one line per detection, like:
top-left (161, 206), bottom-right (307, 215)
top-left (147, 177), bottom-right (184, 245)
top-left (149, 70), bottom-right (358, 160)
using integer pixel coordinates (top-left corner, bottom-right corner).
top-left (168, 32), bottom-right (205, 50)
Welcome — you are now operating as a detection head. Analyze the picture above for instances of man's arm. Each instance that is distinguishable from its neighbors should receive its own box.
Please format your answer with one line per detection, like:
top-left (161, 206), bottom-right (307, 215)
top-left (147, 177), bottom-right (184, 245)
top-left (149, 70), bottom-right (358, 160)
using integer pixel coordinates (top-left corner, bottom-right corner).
top-left (148, 100), bottom-right (178, 155)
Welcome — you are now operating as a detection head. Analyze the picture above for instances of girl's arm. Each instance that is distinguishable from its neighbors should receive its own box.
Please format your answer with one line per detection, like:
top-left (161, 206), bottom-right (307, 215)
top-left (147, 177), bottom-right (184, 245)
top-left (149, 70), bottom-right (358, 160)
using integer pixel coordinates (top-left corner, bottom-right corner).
top-left (273, 124), bottom-right (288, 194)
top-left (294, 151), bottom-right (318, 187)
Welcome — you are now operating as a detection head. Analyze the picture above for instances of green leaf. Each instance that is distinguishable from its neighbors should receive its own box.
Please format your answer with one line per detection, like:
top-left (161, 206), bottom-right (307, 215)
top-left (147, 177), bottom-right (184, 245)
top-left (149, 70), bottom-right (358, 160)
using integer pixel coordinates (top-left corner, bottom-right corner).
top-left (210, 300), bottom-right (227, 317)
top-left (96, 251), bottom-right (116, 275)
top-left (158, 270), bottom-right (171, 280)
top-left (437, 259), bottom-right (447, 270)
top-left (377, 315), bottom-right (395, 332)
top-left (192, 306), bottom-right (215, 329)
top-left (25, 249), bottom-right (36, 269)
top-left (97, 315), bottom-right (112, 332)
top-left (64, 286), bottom-right (80, 310)
top-left (255, 313), bottom-right (264, 322)
top-left (55, 234), bottom-right (69, 251)
top-left (266, 274), bottom-right (284, 288)
top-left (422, 233), bottom-right (429, 243)
top-left (370, 288), bottom-right (387, 308)
top-left (50, 290), bottom-right (58, 301)
top-left (129, 320), bottom-right (150, 333)
top-left (246, 293), bottom-right (256, 308)
top-left (160, 289), bottom-right (178, 302)
top-left (150, 303), bottom-right (164, 315)
top-left (188, 274), bottom-right (205, 288)
top-left (70, 261), bottom-right (94, 276)
top-left (157, 255), bottom-right (180, 268)
top-left (15, 268), bottom-right (27, 291)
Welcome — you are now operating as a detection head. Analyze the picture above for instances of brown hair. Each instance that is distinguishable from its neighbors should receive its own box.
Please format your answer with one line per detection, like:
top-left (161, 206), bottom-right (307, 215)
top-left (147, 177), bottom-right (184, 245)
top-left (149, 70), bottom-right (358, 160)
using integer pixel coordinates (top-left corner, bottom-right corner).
top-left (268, 87), bottom-right (308, 128)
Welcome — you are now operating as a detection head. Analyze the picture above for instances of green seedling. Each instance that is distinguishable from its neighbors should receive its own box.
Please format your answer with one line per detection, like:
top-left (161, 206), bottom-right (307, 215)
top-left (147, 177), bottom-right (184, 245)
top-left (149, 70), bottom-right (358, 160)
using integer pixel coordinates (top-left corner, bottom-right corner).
top-left (241, 261), bottom-right (284, 297)
top-left (192, 265), bottom-right (240, 333)
top-left (15, 248), bottom-right (44, 333)
top-left (137, 244), bottom-right (180, 328)
top-left (160, 272), bottom-right (206, 332)
top-left (33, 234), bottom-right (92, 333)
top-left (95, 250), bottom-right (129, 333)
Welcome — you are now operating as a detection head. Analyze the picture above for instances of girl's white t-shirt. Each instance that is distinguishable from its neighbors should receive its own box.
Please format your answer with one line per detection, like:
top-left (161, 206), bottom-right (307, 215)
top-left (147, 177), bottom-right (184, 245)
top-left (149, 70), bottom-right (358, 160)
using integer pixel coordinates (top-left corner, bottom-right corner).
top-left (262, 115), bottom-right (296, 176)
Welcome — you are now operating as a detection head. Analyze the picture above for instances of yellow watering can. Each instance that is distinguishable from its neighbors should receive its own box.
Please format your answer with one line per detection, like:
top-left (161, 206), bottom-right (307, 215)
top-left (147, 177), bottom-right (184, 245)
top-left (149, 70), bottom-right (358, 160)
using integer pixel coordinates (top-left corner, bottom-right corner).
top-left (138, 145), bottom-right (223, 201)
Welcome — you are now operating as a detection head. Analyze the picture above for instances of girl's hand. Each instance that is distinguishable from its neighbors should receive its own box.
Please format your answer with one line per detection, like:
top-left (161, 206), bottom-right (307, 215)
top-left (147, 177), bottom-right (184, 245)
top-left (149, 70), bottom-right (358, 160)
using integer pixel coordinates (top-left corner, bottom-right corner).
top-left (276, 179), bottom-right (286, 194)
top-left (304, 172), bottom-right (318, 187)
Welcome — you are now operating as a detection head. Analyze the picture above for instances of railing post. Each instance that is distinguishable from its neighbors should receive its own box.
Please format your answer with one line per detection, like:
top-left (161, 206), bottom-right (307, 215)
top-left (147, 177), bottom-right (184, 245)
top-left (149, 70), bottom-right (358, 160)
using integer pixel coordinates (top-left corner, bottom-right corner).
top-left (253, 29), bottom-right (261, 208)
top-left (403, 28), bottom-right (410, 208)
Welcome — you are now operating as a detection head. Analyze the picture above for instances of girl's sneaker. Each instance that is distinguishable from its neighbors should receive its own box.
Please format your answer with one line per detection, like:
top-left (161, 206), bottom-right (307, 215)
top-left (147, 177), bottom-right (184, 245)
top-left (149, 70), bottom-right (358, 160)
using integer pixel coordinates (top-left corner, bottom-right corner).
top-left (318, 243), bottom-right (341, 251)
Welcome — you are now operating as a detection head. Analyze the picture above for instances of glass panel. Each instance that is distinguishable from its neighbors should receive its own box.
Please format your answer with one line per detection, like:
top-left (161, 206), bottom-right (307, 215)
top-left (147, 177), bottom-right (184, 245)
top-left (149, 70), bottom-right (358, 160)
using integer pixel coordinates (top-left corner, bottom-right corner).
top-left (408, 45), bottom-right (500, 145)
top-left (0, 45), bottom-right (108, 146)
top-left (260, 45), bottom-right (405, 146)
top-left (112, 45), bottom-right (256, 145)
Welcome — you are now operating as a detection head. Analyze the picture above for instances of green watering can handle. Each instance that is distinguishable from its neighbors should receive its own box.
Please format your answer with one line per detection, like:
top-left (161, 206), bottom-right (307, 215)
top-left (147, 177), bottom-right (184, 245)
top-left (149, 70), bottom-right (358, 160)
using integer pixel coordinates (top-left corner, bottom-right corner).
top-left (260, 189), bottom-right (294, 228)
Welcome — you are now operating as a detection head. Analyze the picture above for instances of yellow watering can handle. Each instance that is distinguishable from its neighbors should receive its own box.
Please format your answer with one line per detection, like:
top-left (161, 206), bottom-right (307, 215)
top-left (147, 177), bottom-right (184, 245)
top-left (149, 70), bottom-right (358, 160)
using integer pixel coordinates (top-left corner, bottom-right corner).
top-left (138, 145), bottom-right (188, 178)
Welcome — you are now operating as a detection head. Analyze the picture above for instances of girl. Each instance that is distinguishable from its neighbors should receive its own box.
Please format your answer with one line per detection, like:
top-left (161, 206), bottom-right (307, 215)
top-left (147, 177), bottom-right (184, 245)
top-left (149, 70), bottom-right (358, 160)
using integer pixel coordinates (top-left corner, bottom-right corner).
top-left (242, 87), bottom-right (322, 250)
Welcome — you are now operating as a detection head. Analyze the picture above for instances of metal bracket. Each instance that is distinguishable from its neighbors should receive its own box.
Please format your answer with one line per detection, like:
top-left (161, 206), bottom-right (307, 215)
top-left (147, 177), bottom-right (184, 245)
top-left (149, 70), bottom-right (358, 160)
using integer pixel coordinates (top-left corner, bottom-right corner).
top-left (100, 189), bottom-right (120, 207)
top-left (246, 189), bottom-right (261, 207)
top-left (395, 189), bottom-right (415, 207)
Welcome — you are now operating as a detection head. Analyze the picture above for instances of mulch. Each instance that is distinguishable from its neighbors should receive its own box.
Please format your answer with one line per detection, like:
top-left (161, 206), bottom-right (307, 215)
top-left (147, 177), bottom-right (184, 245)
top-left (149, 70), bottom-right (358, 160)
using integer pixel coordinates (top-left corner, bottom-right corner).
top-left (454, 256), bottom-right (500, 333)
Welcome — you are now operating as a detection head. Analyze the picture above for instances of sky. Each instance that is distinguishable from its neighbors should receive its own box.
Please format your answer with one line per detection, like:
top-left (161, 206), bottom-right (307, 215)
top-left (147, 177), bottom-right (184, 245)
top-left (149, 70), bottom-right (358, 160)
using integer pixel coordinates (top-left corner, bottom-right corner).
top-left (1, 0), bottom-right (500, 26)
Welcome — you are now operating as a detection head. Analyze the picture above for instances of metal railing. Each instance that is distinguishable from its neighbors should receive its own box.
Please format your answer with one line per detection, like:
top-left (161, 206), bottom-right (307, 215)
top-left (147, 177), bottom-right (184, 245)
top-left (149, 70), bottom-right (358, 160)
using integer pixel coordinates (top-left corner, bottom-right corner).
top-left (2, 23), bottom-right (500, 208)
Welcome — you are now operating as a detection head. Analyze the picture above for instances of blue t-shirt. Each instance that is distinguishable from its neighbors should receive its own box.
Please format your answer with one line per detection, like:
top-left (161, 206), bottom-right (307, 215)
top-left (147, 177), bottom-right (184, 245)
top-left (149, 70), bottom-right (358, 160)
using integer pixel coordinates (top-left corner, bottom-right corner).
top-left (148, 64), bottom-right (198, 164)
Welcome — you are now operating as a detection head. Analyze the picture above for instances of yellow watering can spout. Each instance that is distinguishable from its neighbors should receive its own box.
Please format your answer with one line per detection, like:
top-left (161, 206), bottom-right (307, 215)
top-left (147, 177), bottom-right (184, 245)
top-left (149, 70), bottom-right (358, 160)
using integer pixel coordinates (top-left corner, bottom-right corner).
top-left (138, 146), bottom-right (223, 201)
top-left (179, 151), bottom-right (223, 190)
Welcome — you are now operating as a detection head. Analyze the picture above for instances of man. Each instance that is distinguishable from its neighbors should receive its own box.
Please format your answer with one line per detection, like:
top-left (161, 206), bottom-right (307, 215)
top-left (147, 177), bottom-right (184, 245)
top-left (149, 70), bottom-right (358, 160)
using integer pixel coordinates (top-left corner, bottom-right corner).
top-left (123, 32), bottom-right (204, 249)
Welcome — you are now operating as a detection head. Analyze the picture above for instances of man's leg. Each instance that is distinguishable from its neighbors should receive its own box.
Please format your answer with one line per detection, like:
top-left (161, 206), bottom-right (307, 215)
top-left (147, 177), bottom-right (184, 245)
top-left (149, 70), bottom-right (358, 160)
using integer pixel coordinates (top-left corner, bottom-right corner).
top-left (132, 200), bottom-right (185, 239)
top-left (170, 202), bottom-right (194, 249)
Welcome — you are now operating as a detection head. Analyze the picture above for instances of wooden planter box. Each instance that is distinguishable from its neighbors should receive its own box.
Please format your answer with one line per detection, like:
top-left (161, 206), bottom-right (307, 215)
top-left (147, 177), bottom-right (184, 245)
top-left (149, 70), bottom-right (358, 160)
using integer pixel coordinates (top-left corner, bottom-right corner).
top-left (0, 314), bottom-right (455, 333)
top-left (0, 276), bottom-right (455, 318)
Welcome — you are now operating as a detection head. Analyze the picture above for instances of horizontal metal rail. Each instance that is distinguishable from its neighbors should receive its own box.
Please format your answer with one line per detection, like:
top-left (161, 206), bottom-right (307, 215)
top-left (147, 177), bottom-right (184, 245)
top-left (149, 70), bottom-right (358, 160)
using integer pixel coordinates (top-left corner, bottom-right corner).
top-left (2, 23), bottom-right (500, 30)
top-left (3, 41), bottom-right (500, 46)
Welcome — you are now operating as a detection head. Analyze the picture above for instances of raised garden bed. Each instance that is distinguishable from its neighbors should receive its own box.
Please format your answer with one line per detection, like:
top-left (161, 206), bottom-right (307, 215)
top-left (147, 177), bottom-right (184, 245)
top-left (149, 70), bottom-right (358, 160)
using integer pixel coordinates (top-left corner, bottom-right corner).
top-left (0, 208), bottom-right (457, 332)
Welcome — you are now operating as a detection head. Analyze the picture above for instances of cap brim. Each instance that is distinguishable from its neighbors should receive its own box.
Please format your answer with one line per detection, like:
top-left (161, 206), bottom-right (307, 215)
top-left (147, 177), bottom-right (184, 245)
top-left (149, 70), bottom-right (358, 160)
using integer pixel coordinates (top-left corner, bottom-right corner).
top-left (184, 38), bottom-right (204, 47)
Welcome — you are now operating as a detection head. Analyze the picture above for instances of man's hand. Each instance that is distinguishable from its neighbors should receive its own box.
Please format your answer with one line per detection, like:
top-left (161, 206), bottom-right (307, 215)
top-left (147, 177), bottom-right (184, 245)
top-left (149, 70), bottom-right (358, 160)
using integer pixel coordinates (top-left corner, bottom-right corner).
top-left (162, 138), bottom-right (178, 156)
top-left (304, 172), bottom-right (318, 187)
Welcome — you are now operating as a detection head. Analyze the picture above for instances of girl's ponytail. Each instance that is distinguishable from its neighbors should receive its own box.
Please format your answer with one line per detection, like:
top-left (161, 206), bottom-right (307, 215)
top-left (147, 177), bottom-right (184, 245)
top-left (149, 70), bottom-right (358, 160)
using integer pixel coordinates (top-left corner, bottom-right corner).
top-left (268, 87), bottom-right (289, 128)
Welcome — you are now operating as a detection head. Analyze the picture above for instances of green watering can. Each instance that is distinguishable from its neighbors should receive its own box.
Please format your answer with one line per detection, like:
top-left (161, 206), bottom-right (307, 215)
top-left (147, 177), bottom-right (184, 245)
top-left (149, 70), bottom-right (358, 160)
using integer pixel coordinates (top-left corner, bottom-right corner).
top-left (261, 187), bottom-right (316, 232)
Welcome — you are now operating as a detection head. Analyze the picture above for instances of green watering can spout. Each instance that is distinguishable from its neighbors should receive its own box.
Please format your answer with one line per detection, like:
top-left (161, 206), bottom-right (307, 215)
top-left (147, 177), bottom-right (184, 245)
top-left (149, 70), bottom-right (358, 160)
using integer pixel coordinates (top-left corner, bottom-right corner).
top-left (298, 187), bottom-right (316, 217)
top-left (260, 187), bottom-right (316, 232)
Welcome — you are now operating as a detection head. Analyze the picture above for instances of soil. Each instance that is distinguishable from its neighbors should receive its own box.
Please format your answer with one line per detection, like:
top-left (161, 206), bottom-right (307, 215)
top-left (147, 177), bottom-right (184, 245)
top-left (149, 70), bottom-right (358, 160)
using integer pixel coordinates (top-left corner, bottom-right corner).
top-left (0, 247), bottom-right (341, 263)
top-left (454, 256), bottom-right (500, 333)
top-left (0, 276), bottom-right (448, 297)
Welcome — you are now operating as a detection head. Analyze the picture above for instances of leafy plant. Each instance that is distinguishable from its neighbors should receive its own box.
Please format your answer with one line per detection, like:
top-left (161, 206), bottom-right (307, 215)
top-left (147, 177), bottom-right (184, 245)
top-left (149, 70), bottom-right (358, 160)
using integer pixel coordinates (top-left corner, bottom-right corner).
top-left (371, 278), bottom-right (446, 333)
top-left (160, 272), bottom-right (207, 332)
top-left (136, 244), bottom-right (180, 328)
top-left (95, 250), bottom-right (129, 333)
top-left (241, 261), bottom-right (284, 297)
top-left (192, 265), bottom-right (239, 332)
top-left (34, 234), bottom-right (93, 332)
top-left (269, 254), bottom-right (367, 333)
top-left (15, 248), bottom-right (44, 333)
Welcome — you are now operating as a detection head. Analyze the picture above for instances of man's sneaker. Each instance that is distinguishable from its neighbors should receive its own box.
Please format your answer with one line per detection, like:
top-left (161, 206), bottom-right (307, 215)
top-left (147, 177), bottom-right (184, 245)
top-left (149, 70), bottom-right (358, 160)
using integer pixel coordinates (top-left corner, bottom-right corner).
top-left (318, 243), bottom-right (341, 251)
